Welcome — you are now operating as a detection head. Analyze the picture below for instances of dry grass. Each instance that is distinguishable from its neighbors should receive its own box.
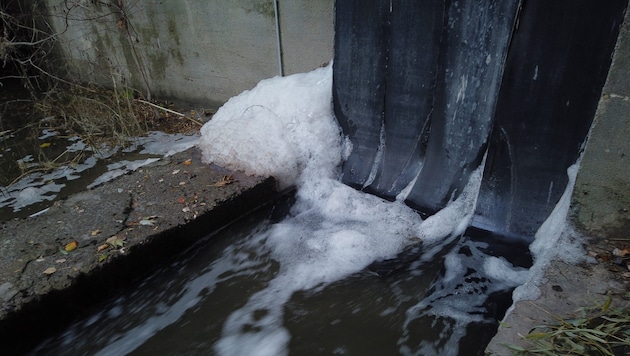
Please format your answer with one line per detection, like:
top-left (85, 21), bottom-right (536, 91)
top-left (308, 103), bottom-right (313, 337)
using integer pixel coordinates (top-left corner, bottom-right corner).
top-left (34, 85), bottom-right (203, 146)
top-left (0, 84), bottom-right (207, 187)
top-left (507, 299), bottom-right (630, 355)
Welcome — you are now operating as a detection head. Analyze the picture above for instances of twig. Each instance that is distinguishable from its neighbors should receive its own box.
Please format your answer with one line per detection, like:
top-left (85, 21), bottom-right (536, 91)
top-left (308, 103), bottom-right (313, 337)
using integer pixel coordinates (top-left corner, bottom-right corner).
top-left (135, 99), bottom-right (202, 126)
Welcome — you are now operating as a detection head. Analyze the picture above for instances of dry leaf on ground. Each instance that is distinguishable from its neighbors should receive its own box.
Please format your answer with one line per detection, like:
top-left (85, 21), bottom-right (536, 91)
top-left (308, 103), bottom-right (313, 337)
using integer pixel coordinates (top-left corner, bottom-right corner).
top-left (106, 236), bottom-right (126, 248)
top-left (64, 241), bottom-right (78, 252)
top-left (213, 175), bottom-right (235, 187)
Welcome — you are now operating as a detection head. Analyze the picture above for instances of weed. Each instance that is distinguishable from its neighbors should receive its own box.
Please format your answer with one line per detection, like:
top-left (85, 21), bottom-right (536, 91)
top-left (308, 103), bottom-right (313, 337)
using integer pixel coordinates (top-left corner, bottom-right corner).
top-left (506, 298), bottom-right (630, 355)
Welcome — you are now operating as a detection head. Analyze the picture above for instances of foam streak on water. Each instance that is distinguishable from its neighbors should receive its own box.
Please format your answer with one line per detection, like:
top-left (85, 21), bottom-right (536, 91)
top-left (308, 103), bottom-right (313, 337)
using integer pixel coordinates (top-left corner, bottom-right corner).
top-left (0, 132), bottom-right (199, 217)
top-left (196, 65), bottom-right (527, 355)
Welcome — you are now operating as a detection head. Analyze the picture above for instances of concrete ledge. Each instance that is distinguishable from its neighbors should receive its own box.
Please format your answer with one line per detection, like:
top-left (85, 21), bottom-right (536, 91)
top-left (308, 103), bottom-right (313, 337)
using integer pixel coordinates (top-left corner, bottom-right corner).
top-left (486, 255), bottom-right (628, 355)
top-left (0, 148), bottom-right (284, 355)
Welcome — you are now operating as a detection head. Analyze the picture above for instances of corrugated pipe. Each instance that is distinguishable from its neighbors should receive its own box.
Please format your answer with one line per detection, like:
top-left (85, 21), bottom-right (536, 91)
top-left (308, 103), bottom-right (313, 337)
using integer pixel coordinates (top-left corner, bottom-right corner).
top-left (274, 0), bottom-right (284, 76)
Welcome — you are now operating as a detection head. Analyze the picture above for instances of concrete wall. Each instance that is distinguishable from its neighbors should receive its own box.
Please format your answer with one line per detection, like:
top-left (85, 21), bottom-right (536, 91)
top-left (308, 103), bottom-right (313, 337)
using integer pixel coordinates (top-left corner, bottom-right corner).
top-left (41, 1), bottom-right (630, 240)
top-left (44, 0), bottom-right (334, 108)
top-left (571, 8), bottom-right (630, 239)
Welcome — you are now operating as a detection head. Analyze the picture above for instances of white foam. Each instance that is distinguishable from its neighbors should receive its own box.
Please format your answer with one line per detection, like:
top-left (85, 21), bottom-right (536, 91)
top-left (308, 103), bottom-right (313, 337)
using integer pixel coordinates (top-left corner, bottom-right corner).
top-left (137, 131), bottom-right (200, 157)
top-left (90, 233), bottom-right (271, 356)
top-left (483, 256), bottom-right (529, 285)
top-left (197, 65), bottom-right (342, 189)
top-left (197, 65), bottom-right (500, 355)
top-left (2, 132), bottom-right (198, 213)
top-left (510, 161), bottom-right (585, 304)
top-left (215, 177), bottom-right (428, 355)
top-left (86, 158), bottom-right (160, 189)
top-left (38, 129), bottom-right (59, 140)
top-left (13, 184), bottom-right (64, 210)
top-left (416, 165), bottom-right (483, 244)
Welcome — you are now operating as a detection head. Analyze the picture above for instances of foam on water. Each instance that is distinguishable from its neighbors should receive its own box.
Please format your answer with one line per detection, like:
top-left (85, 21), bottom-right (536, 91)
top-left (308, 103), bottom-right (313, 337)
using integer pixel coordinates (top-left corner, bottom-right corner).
top-left (91, 232), bottom-right (271, 356)
top-left (197, 65), bottom-right (343, 189)
top-left (1, 131), bottom-right (199, 214)
top-left (510, 162), bottom-right (587, 304)
top-left (31, 64), bottom-right (580, 355)
top-left (197, 65), bottom-right (524, 355)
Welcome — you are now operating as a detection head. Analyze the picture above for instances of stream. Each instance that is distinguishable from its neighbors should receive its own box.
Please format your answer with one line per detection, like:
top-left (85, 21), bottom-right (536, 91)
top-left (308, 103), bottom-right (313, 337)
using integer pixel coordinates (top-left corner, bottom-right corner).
top-left (30, 196), bottom-right (531, 355)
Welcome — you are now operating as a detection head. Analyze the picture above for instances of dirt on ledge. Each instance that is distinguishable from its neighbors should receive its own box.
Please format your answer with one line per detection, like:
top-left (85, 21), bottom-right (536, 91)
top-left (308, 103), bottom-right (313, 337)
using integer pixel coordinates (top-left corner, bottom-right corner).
top-left (0, 147), bottom-right (283, 355)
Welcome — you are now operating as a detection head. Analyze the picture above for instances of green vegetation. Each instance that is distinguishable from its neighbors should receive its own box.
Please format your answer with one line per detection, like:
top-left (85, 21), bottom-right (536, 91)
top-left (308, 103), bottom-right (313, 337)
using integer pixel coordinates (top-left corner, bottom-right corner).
top-left (507, 299), bottom-right (630, 355)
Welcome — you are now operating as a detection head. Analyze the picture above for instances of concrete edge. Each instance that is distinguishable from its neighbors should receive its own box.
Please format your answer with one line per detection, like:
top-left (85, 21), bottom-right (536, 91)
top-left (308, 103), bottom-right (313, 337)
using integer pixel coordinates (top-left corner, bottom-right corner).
top-left (0, 166), bottom-right (288, 355)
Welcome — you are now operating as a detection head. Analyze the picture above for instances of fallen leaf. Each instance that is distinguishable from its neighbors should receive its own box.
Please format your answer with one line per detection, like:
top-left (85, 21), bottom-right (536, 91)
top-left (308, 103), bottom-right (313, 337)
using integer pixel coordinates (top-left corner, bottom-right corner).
top-left (43, 267), bottom-right (56, 275)
top-left (97, 244), bottom-right (109, 252)
top-left (182, 206), bottom-right (191, 213)
top-left (90, 229), bottom-right (101, 236)
top-left (172, 169), bottom-right (180, 175)
top-left (183, 159), bottom-right (192, 166)
top-left (106, 236), bottom-right (126, 248)
top-left (177, 197), bottom-right (186, 204)
top-left (39, 142), bottom-right (51, 148)
top-left (65, 241), bottom-right (78, 252)
top-left (213, 175), bottom-right (235, 187)
top-left (98, 254), bottom-right (108, 262)
top-left (128, 215), bottom-right (159, 227)
top-left (55, 259), bottom-right (67, 263)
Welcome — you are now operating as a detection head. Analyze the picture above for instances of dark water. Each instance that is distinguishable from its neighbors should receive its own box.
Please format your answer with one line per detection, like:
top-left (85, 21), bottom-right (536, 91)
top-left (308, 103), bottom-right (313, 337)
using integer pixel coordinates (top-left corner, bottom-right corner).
top-left (30, 202), bottom-right (530, 356)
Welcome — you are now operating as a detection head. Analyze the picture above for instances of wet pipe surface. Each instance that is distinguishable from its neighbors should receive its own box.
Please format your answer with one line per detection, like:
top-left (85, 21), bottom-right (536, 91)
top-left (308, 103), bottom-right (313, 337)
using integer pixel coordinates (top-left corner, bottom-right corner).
top-left (333, 0), bottom-right (628, 240)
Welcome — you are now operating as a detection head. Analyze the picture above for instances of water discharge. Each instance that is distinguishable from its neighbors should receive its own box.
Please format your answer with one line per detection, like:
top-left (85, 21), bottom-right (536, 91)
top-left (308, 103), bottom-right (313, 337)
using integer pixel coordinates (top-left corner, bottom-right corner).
top-left (197, 65), bottom-right (531, 355)
top-left (32, 65), bottom-right (576, 355)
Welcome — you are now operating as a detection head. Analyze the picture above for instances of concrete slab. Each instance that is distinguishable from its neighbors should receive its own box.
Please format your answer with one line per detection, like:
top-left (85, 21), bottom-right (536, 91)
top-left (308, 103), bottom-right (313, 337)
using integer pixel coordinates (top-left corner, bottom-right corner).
top-left (0, 147), bottom-right (282, 354)
top-left (486, 251), bottom-right (629, 355)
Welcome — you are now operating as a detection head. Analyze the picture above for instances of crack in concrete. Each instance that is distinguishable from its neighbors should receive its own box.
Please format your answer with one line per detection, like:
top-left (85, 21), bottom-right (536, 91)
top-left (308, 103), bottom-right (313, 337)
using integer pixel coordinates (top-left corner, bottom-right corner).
top-left (118, 193), bottom-right (135, 234)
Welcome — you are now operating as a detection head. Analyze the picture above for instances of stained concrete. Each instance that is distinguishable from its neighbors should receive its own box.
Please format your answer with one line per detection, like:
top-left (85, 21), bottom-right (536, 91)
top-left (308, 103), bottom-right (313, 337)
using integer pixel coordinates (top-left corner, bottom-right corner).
top-left (571, 3), bottom-right (630, 239)
top-left (41, 0), bottom-right (334, 108)
top-left (0, 148), bottom-right (283, 355)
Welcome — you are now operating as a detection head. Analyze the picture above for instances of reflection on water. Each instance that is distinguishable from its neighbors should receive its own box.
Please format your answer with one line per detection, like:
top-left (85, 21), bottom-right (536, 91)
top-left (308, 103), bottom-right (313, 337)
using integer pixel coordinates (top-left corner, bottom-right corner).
top-left (31, 200), bottom-right (530, 356)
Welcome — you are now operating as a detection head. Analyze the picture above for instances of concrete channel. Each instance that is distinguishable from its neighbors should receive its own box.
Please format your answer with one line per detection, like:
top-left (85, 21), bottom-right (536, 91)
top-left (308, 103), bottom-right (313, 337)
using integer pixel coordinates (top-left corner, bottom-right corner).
top-left (2, 0), bottom-right (630, 354)
top-left (0, 148), bottom-right (286, 354)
